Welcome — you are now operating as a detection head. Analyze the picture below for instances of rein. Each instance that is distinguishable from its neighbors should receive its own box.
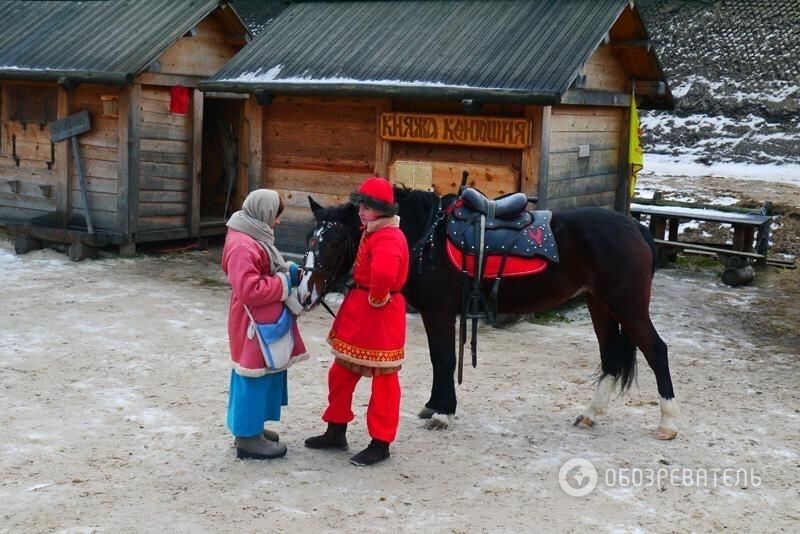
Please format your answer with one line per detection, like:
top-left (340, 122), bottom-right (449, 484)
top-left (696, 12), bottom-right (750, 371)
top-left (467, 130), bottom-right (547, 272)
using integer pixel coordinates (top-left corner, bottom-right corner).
top-left (303, 221), bottom-right (357, 318)
top-left (410, 197), bottom-right (446, 273)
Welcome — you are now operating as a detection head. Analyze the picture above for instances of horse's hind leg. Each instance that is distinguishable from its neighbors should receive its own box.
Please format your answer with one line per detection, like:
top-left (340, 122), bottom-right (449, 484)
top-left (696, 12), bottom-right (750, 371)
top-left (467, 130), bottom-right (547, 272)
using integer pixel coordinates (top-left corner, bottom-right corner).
top-left (575, 296), bottom-right (637, 429)
top-left (633, 322), bottom-right (678, 440)
top-left (611, 302), bottom-right (679, 440)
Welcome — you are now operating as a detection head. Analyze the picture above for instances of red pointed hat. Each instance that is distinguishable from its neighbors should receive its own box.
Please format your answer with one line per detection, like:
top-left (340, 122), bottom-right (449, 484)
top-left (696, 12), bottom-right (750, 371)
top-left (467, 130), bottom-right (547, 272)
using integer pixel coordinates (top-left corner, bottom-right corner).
top-left (350, 176), bottom-right (398, 215)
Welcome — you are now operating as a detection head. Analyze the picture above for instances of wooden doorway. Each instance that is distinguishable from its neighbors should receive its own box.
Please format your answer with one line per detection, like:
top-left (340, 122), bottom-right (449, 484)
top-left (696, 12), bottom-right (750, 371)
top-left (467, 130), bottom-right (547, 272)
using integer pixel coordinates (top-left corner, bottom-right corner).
top-left (200, 97), bottom-right (242, 227)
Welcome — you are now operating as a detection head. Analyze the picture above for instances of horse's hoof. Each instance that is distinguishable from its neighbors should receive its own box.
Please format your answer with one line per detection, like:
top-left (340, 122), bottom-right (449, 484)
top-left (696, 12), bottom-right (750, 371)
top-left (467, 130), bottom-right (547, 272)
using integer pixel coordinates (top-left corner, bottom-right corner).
top-left (573, 415), bottom-right (595, 428)
top-left (424, 413), bottom-right (452, 430)
top-left (418, 407), bottom-right (436, 420)
top-left (656, 427), bottom-right (678, 440)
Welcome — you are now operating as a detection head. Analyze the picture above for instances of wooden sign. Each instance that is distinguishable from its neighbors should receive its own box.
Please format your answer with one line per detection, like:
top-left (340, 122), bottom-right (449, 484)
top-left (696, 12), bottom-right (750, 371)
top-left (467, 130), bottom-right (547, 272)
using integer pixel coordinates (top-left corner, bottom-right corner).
top-left (48, 110), bottom-right (91, 142)
top-left (380, 112), bottom-right (531, 149)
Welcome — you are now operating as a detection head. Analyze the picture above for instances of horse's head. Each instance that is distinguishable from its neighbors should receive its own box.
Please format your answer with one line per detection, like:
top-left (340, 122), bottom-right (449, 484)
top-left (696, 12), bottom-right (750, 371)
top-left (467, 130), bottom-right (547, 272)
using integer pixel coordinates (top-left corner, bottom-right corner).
top-left (297, 196), bottom-right (361, 309)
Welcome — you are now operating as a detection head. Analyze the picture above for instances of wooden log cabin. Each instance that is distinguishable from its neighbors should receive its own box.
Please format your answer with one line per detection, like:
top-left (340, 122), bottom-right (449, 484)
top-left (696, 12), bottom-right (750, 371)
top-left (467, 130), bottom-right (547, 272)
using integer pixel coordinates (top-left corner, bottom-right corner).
top-left (203, 0), bottom-right (673, 253)
top-left (0, 0), bottom-right (251, 255)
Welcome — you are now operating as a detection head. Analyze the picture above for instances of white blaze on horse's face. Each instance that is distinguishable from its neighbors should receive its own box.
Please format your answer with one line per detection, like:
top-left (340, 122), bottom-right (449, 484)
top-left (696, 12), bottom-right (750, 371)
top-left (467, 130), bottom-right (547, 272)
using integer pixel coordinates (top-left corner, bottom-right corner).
top-left (297, 225), bottom-right (324, 309)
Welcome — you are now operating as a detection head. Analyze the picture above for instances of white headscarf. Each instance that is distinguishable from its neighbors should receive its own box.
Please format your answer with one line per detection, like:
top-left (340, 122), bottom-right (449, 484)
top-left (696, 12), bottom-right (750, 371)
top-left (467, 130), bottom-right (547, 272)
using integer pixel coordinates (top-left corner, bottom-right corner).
top-left (226, 189), bottom-right (287, 274)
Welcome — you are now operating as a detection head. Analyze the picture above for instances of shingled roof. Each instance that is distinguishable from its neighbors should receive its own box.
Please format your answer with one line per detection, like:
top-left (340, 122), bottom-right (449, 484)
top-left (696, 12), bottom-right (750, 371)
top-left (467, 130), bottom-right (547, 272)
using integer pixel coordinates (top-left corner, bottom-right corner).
top-left (0, 0), bottom-right (247, 85)
top-left (205, 0), bottom-right (670, 107)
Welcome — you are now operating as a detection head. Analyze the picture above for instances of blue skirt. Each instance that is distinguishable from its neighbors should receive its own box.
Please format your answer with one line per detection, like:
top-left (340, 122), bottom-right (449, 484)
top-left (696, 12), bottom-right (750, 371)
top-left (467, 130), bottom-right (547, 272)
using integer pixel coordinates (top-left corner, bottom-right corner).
top-left (226, 370), bottom-right (288, 438)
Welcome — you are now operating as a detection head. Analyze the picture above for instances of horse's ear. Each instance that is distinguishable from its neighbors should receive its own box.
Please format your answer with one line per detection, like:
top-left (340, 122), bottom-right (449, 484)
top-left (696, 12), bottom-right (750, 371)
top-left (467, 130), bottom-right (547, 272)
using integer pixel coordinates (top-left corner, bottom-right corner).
top-left (308, 196), bottom-right (324, 218)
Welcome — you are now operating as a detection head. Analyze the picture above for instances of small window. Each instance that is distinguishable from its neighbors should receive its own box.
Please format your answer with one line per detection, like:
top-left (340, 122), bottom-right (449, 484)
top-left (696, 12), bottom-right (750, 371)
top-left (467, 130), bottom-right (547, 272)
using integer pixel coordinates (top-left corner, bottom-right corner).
top-left (7, 86), bottom-right (57, 124)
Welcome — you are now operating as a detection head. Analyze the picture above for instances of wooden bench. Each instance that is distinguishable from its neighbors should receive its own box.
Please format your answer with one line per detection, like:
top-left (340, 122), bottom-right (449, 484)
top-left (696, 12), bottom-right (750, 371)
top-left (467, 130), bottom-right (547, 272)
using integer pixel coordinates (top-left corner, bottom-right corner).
top-left (631, 203), bottom-right (773, 266)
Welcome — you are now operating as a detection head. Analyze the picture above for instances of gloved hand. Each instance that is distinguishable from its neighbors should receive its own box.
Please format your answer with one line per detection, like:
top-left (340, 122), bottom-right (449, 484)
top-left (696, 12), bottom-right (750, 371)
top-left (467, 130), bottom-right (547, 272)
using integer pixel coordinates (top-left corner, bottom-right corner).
top-left (288, 262), bottom-right (301, 287)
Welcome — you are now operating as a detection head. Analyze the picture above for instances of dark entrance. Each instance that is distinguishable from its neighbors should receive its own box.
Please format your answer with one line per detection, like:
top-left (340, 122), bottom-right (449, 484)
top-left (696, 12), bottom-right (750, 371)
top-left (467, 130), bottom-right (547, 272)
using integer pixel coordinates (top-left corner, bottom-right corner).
top-left (200, 97), bottom-right (242, 229)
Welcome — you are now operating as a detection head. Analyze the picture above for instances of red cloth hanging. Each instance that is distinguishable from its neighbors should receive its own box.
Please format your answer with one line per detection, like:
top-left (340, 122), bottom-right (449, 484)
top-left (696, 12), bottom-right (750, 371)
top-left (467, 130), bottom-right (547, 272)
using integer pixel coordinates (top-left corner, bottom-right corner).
top-left (169, 86), bottom-right (189, 115)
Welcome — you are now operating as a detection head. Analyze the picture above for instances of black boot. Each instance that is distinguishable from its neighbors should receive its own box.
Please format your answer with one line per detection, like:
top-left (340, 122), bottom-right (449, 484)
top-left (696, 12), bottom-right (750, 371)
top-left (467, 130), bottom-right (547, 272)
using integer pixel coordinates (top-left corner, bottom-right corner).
top-left (304, 423), bottom-right (348, 450)
top-left (349, 439), bottom-right (390, 466)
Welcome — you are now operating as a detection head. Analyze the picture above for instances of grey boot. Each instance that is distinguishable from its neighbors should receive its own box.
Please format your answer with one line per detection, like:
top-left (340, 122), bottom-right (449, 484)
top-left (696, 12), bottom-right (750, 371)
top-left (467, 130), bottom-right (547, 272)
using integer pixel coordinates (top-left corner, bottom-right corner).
top-left (304, 423), bottom-right (348, 450)
top-left (235, 434), bottom-right (287, 460)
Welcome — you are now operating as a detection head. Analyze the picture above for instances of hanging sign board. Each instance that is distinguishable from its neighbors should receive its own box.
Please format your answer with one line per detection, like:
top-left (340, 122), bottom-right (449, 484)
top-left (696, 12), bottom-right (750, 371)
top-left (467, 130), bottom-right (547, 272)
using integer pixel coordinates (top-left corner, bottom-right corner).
top-left (380, 112), bottom-right (531, 149)
top-left (48, 110), bottom-right (91, 143)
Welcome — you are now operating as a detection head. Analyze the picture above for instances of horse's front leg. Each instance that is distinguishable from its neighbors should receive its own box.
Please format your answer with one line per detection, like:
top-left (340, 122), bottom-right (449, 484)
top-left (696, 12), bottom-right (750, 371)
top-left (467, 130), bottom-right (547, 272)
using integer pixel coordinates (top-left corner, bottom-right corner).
top-left (418, 310), bottom-right (457, 430)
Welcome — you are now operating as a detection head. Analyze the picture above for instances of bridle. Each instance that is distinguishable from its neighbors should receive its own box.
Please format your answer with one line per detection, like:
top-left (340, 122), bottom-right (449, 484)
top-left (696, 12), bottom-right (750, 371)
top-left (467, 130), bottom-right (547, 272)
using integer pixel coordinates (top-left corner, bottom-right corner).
top-left (303, 220), bottom-right (358, 317)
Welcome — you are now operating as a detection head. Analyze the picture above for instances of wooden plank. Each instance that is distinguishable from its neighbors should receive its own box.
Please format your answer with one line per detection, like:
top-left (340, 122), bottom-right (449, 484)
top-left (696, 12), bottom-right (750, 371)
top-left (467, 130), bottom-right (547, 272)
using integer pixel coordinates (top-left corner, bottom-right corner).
top-left (140, 123), bottom-right (191, 141)
top-left (139, 161), bottom-right (189, 179)
top-left (69, 190), bottom-right (116, 212)
top-left (537, 106), bottom-right (551, 209)
top-left (139, 175), bottom-right (189, 191)
top-left (141, 110), bottom-right (190, 127)
top-left (374, 100), bottom-right (391, 177)
top-left (135, 73), bottom-right (201, 88)
top-left (136, 215), bottom-right (188, 231)
top-left (550, 130), bottom-right (621, 149)
top-left (546, 173), bottom-right (618, 200)
top-left (69, 176), bottom-right (117, 194)
top-left (138, 202), bottom-right (187, 217)
top-left (70, 158), bottom-right (119, 180)
top-left (127, 84), bottom-right (141, 236)
top-left (430, 162), bottom-right (518, 197)
top-left (0, 191), bottom-right (56, 211)
top-left (264, 167), bottom-right (364, 194)
top-left (117, 87), bottom-right (131, 236)
top-left (617, 102), bottom-right (631, 212)
top-left (140, 150), bottom-right (190, 164)
top-left (140, 139), bottom-right (189, 154)
top-left (653, 239), bottom-right (765, 260)
top-left (77, 145), bottom-right (119, 162)
top-left (189, 88), bottom-right (202, 237)
top-left (548, 190), bottom-right (616, 211)
top-left (548, 148), bottom-right (619, 180)
top-left (56, 86), bottom-right (70, 226)
top-left (521, 106), bottom-right (540, 199)
top-left (550, 110), bottom-right (621, 133)
top-left (266, 154), bottom-right (372, 174)
top-left (380, 112), bottom-right (531, 149)
top-left (138, 190), bottom-right (188, 203)
top-left (248, 96), bottom-right (263, 192)
top-left (560, 90), bottom-right (631, 107)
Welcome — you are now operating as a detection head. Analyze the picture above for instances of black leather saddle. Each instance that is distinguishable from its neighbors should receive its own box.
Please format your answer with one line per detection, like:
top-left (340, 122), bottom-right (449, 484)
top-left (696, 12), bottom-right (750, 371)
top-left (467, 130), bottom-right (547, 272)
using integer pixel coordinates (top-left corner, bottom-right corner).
top-left (447, 187), bottom-right (559, 263)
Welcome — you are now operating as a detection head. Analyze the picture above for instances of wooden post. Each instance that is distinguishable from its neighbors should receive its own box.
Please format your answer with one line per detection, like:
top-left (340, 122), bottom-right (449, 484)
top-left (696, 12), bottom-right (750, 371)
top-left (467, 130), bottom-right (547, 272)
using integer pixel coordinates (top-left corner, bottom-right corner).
top-left (617, 105), bottom-right (631, 213)
top-left (117, 88), bottom-right (130, 237)
top-left (70, 135), bottom-right (94, 234)
top-left (521, 105), bottom-right (541, 200)
top-left (248, 95), bottom-right (264, 192)
top-left (55, 87), bottom-right (70, 227)
top-left (374, 100), bottom-right (392, 178)
top-left (189, 88), bottom-right (203, 237)
top-left (536, 106), bottom-right (551, 209)
top-left (127, 84), bottom-right (141, 237)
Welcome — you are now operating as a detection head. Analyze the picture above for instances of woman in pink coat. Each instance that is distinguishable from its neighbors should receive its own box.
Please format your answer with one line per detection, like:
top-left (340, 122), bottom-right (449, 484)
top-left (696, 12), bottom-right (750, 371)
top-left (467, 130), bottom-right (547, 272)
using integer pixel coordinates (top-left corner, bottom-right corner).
top-left (222, 189), bottom-right (307, 459)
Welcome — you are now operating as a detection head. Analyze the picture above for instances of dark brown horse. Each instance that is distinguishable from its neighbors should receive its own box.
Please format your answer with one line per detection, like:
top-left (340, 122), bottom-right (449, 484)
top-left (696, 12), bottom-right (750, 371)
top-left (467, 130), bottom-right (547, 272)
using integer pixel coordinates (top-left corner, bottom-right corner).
top-left (297, 188), bottom-right (678, 440)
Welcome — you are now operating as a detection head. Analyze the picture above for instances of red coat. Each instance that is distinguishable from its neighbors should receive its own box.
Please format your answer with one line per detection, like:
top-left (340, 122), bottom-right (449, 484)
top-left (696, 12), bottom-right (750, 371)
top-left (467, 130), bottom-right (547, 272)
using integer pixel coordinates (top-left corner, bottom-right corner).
top-left (222, 229), bottom-right (307, 377)
top-left (327, 222), bottom-right (409, 368)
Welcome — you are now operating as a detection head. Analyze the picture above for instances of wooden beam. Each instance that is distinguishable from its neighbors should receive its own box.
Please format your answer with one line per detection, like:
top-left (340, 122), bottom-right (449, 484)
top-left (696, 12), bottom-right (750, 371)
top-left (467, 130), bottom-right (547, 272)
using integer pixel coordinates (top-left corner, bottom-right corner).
top-left (189, 88), bottom-right (203, 237)
top-left (55, 85), bottom-right (70, 226)
top-left (248, 95), bottom-right (264, 192)
top-left (373, 100), bottom-right (392, 178)
top-left (127, 84), bottom-right (142, 237)
top-left (561, 89), bottom-right (631, 107)
top-left (135, 72), bottom-right (202, 88)
top-left (616, 105), bottom-right (630, 213)
top-left (521, 106), bottom-right (541, 199)
top-left (627, 80), bottom-right (668, 97)
top-left (536, 106), bottom-right (551, 209)
top-left (117, 87), bottom-right (131, 236)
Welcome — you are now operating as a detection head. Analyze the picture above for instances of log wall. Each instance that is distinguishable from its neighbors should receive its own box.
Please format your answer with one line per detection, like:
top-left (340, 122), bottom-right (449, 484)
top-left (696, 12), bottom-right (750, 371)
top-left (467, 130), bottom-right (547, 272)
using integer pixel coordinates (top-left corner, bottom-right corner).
top-left (136, 85), bottom-right (192, 233)
top-left (545, 106), bottom-right (624, 210)
top-left (0, 82), bottom-right (60, 222)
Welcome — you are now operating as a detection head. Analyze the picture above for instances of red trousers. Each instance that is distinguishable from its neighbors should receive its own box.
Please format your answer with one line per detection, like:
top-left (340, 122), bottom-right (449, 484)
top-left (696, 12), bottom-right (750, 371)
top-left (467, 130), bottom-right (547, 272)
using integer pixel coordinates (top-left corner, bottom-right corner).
top-left (322, 361), bottom-right (401, 443)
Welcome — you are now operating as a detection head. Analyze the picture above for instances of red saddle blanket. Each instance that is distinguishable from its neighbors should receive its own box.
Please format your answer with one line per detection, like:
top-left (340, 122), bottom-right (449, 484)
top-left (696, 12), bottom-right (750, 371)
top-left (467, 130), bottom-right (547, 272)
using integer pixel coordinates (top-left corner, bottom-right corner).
top-left (445, 238), bottom-right (549, 278)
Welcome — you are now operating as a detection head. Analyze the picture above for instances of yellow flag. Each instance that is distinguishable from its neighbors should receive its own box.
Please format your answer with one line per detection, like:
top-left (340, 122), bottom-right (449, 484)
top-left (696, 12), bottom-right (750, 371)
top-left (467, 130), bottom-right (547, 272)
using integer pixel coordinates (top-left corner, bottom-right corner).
top-left (628, 97), bottom-right (644, 198)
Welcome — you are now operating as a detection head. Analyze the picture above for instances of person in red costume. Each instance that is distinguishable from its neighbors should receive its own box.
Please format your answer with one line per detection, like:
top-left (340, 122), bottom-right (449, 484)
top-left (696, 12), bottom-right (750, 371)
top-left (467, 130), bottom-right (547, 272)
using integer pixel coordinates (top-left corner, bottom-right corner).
top-left (305, 177), bottom-right (410, 466)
